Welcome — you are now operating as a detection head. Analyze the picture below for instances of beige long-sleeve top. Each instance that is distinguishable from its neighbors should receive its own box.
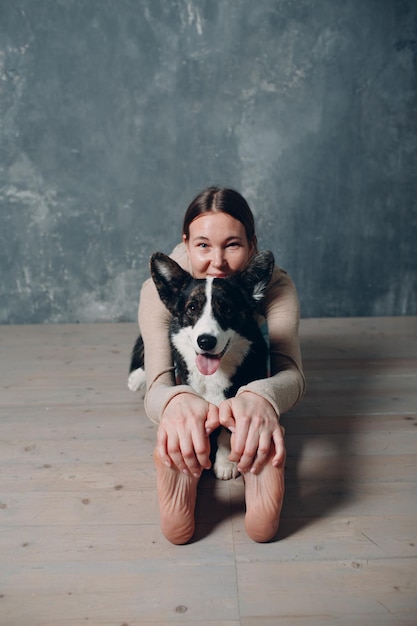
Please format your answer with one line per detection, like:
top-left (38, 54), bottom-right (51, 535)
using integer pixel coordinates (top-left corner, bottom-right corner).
top-left (138, 243), bottom-right (305, 424)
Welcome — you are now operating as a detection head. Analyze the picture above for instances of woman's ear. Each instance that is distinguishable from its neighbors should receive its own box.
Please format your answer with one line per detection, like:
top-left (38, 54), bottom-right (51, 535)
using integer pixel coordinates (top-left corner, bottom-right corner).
top-left (182, 233), bottom-right (189, 252)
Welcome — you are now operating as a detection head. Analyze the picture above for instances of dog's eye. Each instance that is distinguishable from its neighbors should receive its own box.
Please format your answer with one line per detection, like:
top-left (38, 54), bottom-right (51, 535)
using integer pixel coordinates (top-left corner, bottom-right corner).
top-left (186, 303), bottom-right (196, 314)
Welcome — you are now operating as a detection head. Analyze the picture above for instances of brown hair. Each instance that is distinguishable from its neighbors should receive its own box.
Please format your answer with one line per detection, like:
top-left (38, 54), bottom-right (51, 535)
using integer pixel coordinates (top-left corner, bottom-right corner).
top-left (182, 187), bottom-right (257, 249)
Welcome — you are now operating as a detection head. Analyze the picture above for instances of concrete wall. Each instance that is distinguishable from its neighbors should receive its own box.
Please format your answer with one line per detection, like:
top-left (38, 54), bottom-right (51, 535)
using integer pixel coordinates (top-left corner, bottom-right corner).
top-left (1, 0), bottom-right (416, 323)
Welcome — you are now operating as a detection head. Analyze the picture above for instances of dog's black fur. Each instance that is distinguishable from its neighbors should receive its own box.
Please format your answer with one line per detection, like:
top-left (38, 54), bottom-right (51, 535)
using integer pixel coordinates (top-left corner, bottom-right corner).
top-left (128, 250), bottom-right (275, 479)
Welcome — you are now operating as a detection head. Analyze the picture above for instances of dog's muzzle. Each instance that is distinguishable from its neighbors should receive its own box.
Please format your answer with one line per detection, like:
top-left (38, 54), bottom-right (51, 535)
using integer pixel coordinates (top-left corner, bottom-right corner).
top-left (195, 338), bottom-right (230, 376)
top-left (197, 333), bottom-right (217, 352)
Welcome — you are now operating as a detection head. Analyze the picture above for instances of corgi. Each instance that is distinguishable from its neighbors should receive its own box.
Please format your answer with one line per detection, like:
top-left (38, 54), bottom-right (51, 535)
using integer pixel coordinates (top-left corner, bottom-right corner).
top-left (128, 250), bottom-right (274, 479)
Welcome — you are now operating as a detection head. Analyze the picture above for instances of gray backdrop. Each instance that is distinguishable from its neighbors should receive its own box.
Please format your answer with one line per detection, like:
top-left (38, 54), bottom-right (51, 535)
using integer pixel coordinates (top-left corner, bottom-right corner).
top-left (1, 0), bottom-right (416, 323)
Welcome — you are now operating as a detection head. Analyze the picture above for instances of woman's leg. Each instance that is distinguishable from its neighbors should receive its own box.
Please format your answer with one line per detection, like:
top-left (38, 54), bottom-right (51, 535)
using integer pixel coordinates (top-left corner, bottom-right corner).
top-left (242, 447), bottom-right (286, 542)
top-left (153, 449), bottom-right (200, 544)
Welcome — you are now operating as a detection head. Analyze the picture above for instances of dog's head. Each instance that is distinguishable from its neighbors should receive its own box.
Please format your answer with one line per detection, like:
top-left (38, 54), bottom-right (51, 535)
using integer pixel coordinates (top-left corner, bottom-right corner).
top-left (150, 250), bottom-right (274, 375)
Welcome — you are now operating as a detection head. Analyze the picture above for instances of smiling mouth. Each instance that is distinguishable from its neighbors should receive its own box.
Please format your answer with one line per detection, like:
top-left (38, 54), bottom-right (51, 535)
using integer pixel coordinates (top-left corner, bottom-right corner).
top-left (195, 341), bottom-right (230, 375)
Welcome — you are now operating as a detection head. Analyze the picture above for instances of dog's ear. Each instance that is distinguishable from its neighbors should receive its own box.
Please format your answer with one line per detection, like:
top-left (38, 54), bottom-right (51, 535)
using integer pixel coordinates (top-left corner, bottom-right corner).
top-left (238, 250), bottom-right (275, 305)
top-left (150, 252), bottom-right (191, 313)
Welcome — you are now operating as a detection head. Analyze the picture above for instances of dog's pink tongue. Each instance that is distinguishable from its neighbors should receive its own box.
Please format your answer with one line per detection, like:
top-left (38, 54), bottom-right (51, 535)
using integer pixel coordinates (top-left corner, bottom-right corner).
top-left (196, 354), bottom-right (221, 375)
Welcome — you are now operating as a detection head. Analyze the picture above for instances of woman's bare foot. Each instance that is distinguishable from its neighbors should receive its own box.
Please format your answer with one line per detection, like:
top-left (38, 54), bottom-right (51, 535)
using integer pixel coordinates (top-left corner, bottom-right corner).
top-left (153, 449), bottom-right (199, 544)
top-left (242, 449), bottom-right (285, 542)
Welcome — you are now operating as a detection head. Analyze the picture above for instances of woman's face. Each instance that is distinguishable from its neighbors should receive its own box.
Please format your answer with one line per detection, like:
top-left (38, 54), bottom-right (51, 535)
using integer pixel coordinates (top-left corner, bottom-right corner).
top-left (184, 212), bottom-right (255, 279)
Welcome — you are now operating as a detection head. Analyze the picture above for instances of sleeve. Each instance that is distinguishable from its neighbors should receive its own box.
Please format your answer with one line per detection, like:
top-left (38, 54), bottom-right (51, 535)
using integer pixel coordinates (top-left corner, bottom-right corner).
top-left (236, 266), bottom-right (306, 418)
top-left (138, 275), bottom-right (200, 425)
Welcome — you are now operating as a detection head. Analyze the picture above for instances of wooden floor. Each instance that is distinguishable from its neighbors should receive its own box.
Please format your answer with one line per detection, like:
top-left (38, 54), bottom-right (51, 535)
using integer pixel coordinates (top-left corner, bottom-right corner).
top-left (0, 318), bottom-right (416, 626)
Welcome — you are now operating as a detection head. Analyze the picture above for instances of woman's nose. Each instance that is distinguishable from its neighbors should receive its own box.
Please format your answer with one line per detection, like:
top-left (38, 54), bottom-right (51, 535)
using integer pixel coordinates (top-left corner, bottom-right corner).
top-left (212, 249), bottom-right (225, 268)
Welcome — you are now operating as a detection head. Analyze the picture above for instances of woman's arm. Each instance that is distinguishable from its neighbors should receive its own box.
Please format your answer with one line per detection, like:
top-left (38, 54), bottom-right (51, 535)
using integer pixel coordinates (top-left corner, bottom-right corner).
top-left (236, 266), bottom-right (306, 416)
top-left (138, 273), bottom-right (219, 475)
top-left (138, 277), bottom-right (198, 424)
top-left (218, 266), bottom-right (305, 474)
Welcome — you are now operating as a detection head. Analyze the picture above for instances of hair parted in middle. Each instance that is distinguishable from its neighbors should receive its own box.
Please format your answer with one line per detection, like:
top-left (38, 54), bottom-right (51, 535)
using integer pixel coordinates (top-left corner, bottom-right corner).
top-left (182, 187), bottom-right (257, 251)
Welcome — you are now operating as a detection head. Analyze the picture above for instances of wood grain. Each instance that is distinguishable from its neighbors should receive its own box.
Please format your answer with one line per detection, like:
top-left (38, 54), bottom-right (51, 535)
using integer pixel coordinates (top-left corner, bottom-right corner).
top-left (0, 318), bottom-right (416, 625)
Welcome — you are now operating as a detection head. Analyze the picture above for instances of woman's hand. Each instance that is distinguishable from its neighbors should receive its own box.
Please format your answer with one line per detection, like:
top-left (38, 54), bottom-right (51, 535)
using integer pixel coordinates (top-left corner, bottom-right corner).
top-left (157, 393), bottom-right (220, 478)
top-left (219, 391), bottom-right (285, 475)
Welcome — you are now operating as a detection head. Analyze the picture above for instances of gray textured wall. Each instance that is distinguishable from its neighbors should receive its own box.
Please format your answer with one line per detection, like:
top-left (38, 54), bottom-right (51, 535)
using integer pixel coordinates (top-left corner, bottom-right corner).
top-left (1, 0), bottom-right (416, 323)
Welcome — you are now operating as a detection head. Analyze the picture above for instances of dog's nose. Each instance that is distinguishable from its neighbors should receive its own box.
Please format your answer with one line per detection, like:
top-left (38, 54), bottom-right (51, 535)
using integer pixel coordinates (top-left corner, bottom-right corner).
top-left (197, 334), bottom-right (217, 352)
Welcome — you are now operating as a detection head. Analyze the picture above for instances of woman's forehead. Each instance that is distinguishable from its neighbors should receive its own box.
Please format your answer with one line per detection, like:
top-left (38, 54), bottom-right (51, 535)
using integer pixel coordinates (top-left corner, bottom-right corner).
top-left (189, 212), bottom-right (247, 239)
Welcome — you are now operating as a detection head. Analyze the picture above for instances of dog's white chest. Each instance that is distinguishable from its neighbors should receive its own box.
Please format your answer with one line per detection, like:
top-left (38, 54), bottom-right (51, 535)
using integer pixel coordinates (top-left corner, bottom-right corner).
top-left (187, 369), bottom-right (230, 406)
top-left (174, 331), bottom-right (252, 406)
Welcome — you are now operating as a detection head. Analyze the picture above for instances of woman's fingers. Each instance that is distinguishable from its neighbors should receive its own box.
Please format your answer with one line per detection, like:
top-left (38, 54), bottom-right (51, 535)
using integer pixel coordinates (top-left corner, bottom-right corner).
top-left (159, 425), bottom-right (203, 477)
top-left (169, 426), bottom-right (209, 477)
top-left (189, 421), bottom-right (213, 472)
top-left (156, 427), bottom-right (172, 468)
top-left (272, 425), bottom-right (286, 467)
top-left (159, 394), bottom-right (219, 476)
top-left (248, 429), bottom-right (273, 474)
top-left (218, 399), bottom-right (236, 432)
top-left (159, 391), bottom-right (284, 478)
top-left (219, 393), bottom-right (284, 475)
top-left (205, 402), bottom-right (221, 435)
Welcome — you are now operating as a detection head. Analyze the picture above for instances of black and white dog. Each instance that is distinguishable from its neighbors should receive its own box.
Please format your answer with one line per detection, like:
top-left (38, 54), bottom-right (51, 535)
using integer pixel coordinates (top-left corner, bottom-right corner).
top-left (128, 250), bottom-right (275, 480)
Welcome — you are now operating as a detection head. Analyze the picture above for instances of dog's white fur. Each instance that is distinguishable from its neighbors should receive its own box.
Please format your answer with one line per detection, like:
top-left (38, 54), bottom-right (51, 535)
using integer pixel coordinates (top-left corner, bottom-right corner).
top-left (171, 278), bottom-right (252, 406)
top-left (171, 278), bottom-right (252, 479)
top-left (127, 367), bottom-right (146, 392)
top-left (128, 251), bottom-right (274, 481)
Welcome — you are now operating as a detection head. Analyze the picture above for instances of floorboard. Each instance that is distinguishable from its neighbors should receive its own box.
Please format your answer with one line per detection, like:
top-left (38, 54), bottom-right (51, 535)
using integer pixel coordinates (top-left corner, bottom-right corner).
top-left (0, 317), bottom-right (416, 625)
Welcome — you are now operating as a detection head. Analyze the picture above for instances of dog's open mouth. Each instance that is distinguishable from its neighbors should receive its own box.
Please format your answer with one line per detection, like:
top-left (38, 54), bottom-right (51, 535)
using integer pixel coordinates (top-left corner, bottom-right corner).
top-left (196, 341), bottom-right (229, 376)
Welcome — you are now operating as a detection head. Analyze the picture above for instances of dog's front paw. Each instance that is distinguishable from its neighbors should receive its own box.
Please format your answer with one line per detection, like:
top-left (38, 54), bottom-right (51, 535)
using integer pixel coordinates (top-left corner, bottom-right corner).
top-left (213, 427), bottom-right (240, 480)
top-left (127, 367), bottom-right (146, 392)
top-left (213, 450), bottom-right (240, 480)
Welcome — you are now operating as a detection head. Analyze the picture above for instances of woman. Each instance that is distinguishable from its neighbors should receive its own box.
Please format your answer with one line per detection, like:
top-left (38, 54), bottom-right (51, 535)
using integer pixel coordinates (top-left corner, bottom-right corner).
top-left (138, 187), bottom-right (305, 544)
